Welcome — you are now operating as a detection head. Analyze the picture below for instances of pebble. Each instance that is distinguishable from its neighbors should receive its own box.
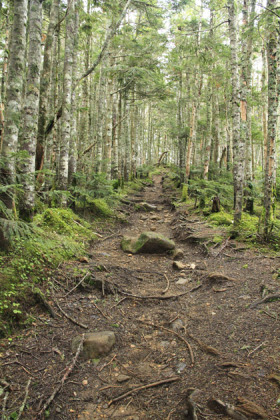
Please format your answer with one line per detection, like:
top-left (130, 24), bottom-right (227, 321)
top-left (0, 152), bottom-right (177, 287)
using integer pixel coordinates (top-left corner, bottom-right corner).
top-left (176, 278), bottom-right (188, 285)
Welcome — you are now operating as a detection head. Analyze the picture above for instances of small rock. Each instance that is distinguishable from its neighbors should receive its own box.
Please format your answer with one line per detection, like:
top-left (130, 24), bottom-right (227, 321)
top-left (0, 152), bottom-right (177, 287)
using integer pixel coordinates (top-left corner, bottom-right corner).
top-left (117, 374), bottom-right (130, 383)
top-left (173, 261), bottom-right (185, 270)
top-left (171, 319), bottom-right (184, 331)
top-left (176, 277), bottom-right (188, 285)
top-left (150, 215), bottom-right (160, 221)
top-left (172, 248), bottom-right (184, 260)
top-left (138, 202), bottom-right (157, 211)
top-left (177, 362), bottom-right (187, 373)
top-left (79, 256), bottom-right (89, 263)
top-left (140, 215), bottom-right (148, 220)
top-left (159, 340), bottom-right (170, 349)
top-left (82, 379), bottom-right (88, 386)
top-left (150, 226), bottom-right (156, 231)
top-left (72, 331), bottom-right (116, 360)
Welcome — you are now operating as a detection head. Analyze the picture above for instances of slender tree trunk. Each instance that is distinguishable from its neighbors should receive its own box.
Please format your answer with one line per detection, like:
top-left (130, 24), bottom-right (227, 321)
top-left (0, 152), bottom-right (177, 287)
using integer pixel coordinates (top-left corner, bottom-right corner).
top-left (19, 0), bottom-right (43, 219)
top-left (68, 1), bottom-right (79, 185)
top-left (36, 0), bottom-right (59, 172)
top-left (264, 0), bottom-right (278, 236)
top-left (228, 0), bottom-right (243, 227)
top-left (59, 0), bottom-right (76, 203)
top-left (0, 0), bottom-right (28, 211)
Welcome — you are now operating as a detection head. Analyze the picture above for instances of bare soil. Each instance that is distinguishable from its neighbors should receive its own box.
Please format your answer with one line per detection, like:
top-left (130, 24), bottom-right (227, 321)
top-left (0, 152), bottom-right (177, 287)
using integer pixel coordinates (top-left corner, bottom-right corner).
top-left (1, 175), bottom-right (280, 419)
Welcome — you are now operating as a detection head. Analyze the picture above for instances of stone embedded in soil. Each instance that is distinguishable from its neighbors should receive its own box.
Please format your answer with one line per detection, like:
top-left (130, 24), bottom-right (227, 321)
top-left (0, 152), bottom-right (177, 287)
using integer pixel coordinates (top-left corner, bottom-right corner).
top-left (121, 231), bottom-right (175, 254)
top-left (176, 277), bottom-right (188, 285)
top-left (150, 226), bottom-right (156, 231)
top-left (173, 261), bottom-right (185, 270)
top-left (138, 202), bottom-right (158, 211)
top-left (172, 248), bottom-right (184, 260)
top-left (72, 331), bottom-right (116, 360)
top-left (171, 319), bottom-right (184, 331)
top-left (117, 374), bottom-right (130, 383)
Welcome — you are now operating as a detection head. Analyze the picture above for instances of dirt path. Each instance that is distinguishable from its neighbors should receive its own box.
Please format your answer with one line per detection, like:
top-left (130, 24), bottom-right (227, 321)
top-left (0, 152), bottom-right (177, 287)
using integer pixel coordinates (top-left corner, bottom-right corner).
top-left (1, 175), bottom-right (280, 419)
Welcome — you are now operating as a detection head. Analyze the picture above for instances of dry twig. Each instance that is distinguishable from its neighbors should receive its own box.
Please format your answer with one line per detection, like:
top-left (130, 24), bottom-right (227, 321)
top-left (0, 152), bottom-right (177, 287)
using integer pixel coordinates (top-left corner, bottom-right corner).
top-left (108, 376), bottom-right (180, 406)
top-left (18, 378), bottom-right (31, 419)
top-left (249, 293), bottom-right (280, 308)
top-left (53, 297), bottom-right (88, 329)
top-left (38, 334), bottom-right (85, 417)
top-left (162, 273), bottom-right (170, 294)
top-left (139, 320), bottom-right (194, 365)
top-left (120, 290), bottom-right (190, 300)
top-left (64, 271), bottom-right (90, 297)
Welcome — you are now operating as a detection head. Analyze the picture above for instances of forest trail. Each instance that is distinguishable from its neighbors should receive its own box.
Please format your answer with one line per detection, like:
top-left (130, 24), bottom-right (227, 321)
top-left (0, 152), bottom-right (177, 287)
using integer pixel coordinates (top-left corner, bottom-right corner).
top-left (1, 175), bottom-right (280, 419)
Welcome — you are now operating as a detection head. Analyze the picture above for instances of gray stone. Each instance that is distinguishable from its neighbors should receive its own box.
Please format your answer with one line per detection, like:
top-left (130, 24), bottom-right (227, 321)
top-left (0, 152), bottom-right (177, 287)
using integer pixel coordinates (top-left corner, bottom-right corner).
top-left (138, 202), bottom-right (157, 211)
top-left (72, 331), bottom-right (116, 360)
top-left (177, 362), bottom-right (187, 373)
top-left (176, 277), bottom-right (188, 285)
top-left (171, 319), bottom-right (184, 331)
top-left (121, 231), bottom-right (175, 254)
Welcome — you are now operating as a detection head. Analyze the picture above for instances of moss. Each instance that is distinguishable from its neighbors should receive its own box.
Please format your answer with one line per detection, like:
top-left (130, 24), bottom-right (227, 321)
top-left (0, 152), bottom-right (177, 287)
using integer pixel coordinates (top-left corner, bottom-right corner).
top-left (91, 198), bottom-right (113, 217)
top-left (34, 208), bottom-right (97, 239)
top-left (212, 235), bottom-right (223, 244)
top-left (181, 184), bottom-right (188, 201)
top-left (209, 211), bottom-right (233, 226)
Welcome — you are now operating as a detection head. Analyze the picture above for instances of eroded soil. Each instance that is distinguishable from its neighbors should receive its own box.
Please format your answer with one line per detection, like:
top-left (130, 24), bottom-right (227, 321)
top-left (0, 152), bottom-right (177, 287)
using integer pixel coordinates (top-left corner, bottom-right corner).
top-left (1, 175), bottom-right (280, 419)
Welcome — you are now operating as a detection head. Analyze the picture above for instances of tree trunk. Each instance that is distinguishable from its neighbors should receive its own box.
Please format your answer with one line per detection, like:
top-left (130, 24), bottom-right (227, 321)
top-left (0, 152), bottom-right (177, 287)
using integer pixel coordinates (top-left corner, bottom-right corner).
top-left (36, 0), bottom-right (60, 172)
top-left (228, 0), bottom-right (243, 227)
top-left (19, 0), bottom-right (43, 219)
top-left (59, 0), bottom-right (76, 204)
top-left (263, 0), bottom-right (278, 237)
top-left (0, 0), bottom-right (28, 211)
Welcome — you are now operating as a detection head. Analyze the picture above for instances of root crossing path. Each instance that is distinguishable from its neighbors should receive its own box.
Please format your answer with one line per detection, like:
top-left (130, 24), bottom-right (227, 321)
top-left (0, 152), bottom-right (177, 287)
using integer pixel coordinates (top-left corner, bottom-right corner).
top-left (2, 175), bottom-right (280, 419)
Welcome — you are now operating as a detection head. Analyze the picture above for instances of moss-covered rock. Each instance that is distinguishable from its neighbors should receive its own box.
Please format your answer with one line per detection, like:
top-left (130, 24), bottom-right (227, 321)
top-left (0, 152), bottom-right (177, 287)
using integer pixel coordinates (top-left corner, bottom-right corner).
top-left (121, 231), bottom-right (175, 254)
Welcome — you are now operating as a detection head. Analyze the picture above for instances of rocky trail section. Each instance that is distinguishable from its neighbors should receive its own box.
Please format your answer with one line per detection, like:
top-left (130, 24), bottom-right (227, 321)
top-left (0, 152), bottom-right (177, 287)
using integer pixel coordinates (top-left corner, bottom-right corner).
top-left (1, 175), bottom-right (280, 419)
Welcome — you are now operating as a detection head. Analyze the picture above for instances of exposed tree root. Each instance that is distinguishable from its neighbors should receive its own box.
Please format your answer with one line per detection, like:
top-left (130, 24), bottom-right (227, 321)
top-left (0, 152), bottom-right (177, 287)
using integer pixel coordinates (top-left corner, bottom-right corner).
top-left (108, 376), bottom-right (180, 407)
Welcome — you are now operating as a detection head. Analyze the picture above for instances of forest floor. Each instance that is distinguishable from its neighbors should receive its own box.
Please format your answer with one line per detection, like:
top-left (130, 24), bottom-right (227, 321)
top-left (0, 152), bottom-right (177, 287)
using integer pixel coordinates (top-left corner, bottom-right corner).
top-left (1, 175), bottom-right (280, 420)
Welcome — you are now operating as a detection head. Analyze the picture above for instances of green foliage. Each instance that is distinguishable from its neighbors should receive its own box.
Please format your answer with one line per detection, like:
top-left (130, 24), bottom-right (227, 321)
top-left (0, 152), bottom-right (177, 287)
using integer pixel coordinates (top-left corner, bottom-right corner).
top-left (34, 208), bottom-right (96, 238)
top-left (209, 211), bottom-right (233, 226)
top-left (188, 178), bottom-right (233, 210)
top-left (90, 198), bottom-right (113, 217)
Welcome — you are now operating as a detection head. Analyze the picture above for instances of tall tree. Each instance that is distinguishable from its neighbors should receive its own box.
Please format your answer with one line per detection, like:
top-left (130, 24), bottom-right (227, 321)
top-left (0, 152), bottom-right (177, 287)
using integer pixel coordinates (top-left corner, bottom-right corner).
top-left (263, 0), bottom-right (278, 236)
top-left (0, 0), bottom-right (28, 211)
top-left (228, 0), bottom-right (243, 227)
top-left (19, 0), bottom-right (43, 219)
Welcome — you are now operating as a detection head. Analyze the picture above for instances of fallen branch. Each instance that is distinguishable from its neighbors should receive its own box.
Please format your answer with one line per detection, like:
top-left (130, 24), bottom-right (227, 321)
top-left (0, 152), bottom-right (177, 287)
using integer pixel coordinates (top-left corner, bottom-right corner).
top-left (188, 334), bottom-right (220, 356)
top-left (98, 354), bottom-right (117, 372)
top-left (91, 299), bottom-right (110, 320)
top-left (249, 293), bottom-right (280, 309)
top-left (53, 297), bottom-right (88, 329)
top-left (208, 398), bottom-right (248, 420)
top-left (162, 273), bottom-right (170, 294)
top-left (247, 341), bottom-right (266, 357)
top-left (38, 334), bottom-right (85, 417)
top-left (139, 320), bottom-right (194, 365)
top-left (110, 297), bottom-right (128, 309)
top-left (33, 288), bottom-right (57, 318)
top-left (108, 376), bottom-right (180, 407)
top-left (2, 392), bottom-right (9, 419)
top-left (119, 290), bottom-right (190, 300)
top-left (185, 388), bottom-right (200, 420)
top-left (236, 397), bottom-right (267, 419)
top-left (64, 272), bottom-right (91, 297)
top-left (18, 378), bottom-right (31, 419)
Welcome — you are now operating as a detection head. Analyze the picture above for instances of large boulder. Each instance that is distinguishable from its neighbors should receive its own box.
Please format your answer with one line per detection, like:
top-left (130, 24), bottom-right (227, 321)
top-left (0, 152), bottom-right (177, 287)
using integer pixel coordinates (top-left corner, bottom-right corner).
top-left (121, 231), bottom-right (175, 254)
top-left (72, 331), bottom-right (116, 360)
